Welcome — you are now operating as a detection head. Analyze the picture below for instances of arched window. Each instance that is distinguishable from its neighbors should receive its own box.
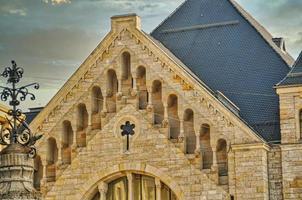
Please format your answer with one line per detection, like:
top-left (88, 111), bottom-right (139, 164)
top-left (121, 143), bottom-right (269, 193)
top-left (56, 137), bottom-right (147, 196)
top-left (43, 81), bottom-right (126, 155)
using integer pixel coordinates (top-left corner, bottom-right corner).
top-left (107, 69), bottom-right (118, 113)
top-left (137, 66), bottom-right (147, 109)
top-left (152, 80), bottom-right (164, 125)
top-left (184, 109), bottom-right (196, 154)
top-left (77, 103), bottom-right (88, 147)
top-left (167, 94), bottom-right (180, 139)
top-left (121, 52), bottom-right (132, 95)
top-left (200, 124), bottom-right (213, 169)
top-left (33, 155), bottom-right (43, 190)
top-left (46, 137), bottom-right (58, 182)
top-left (62, 120), bottom-right (73, 164)
top-left (91, 173), bottom-right (177, 200)
top-left (91, 86), bottom-right (103, 129)
top-left (217, 139), bottom-right (228, 185)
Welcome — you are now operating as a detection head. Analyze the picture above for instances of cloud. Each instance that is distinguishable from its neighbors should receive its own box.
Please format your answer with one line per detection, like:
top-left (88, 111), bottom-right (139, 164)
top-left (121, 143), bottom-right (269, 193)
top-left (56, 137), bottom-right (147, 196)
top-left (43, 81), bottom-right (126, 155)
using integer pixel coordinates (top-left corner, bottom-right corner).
top-left (8, 9), bottom-right (27, 16)
top-left (43, 0), bottom-right (71, 5)
top-left (0, 4), bottom-right (27, 16)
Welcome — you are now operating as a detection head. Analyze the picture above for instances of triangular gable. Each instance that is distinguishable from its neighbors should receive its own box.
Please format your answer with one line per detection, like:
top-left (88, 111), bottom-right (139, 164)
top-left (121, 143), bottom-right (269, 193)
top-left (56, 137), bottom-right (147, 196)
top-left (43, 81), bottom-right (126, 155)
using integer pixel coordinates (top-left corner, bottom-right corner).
top-left (151, 0), bottom-right (293, 142)
top-left (30, 14), bottom-right (265, 145)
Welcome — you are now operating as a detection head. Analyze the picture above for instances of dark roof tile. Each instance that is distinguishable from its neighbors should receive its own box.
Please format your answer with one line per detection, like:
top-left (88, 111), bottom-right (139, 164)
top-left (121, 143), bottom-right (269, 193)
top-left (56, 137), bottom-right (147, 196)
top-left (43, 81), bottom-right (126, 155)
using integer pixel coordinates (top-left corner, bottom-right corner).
top-left (151, 0), bottom-right (292, 142)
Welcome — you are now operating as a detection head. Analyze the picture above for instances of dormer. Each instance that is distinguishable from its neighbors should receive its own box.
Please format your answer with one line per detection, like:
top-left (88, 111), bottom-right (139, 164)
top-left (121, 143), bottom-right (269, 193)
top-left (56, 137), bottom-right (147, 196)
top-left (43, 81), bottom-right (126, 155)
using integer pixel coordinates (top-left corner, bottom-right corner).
top-left (276, 51), bottom-right (302, 144)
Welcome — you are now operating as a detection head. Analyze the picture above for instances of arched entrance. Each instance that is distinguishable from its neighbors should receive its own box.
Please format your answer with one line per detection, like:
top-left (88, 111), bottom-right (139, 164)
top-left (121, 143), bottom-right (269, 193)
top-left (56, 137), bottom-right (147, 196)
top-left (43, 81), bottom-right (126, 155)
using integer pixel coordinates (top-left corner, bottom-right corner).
top-left (90, 172), bottom-right (177, 200)
top-left (91, 172), bottom-right (177, 200)
top-left (80, 164), bottom-right (183, 200)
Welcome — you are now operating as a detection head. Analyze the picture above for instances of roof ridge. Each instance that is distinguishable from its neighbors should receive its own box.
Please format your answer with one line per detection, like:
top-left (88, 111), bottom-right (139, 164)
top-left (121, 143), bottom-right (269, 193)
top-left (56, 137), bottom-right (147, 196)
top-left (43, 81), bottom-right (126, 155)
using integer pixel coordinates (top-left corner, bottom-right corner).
top-left (229, 0), bottom-right (294, 66)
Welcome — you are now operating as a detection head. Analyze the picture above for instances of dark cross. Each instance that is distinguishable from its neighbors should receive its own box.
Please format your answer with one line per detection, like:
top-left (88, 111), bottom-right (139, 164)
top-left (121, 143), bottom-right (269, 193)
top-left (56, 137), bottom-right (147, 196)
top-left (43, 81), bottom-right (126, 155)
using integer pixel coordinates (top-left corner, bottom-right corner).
top-left (120, 121), bottom-right (135, 151)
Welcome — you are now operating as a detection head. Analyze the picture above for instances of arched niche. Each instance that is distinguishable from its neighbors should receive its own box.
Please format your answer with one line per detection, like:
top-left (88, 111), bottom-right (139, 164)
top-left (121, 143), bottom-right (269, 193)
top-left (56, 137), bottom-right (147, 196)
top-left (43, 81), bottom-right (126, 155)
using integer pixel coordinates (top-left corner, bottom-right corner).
top-left (217, 139), bottom-right (228, 185)
top-left (92, 86), bottom-right (103, 114)
top-left (183, 108), bottom-right (196, 154)
top-left (107, 69), bottom-right (118, 113)
top-left (121, 52), bottom-right (132, 95)
top-left (46, 137), bottom-right (58, 182)
top-left (200, 123), bottom-right (213, 169)
top-left (152, 80), bottom-right (164, 125)
top-left (77, 103), bottom-right (88, 147)
top-left (91, 86), bottom-right (103, 129)
top-left (62, 120), bottom-right (73, 164)
top-left (167, 94), bottom-right (180, 139)
top-left (136, 66), bottom-right (147, 110)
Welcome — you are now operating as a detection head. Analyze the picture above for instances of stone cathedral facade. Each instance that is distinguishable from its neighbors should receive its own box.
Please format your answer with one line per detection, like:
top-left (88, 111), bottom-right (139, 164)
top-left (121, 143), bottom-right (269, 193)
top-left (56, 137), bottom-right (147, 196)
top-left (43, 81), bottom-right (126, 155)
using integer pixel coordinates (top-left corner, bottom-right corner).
top-left (23, 0), bottom-right (302, 199)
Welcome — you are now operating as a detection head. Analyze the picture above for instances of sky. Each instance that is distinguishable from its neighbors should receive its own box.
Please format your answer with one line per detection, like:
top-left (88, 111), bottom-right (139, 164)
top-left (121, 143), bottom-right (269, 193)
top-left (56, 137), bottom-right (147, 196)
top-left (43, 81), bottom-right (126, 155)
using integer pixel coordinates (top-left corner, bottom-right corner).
top-left (0, 0), bottom-right (301, 111)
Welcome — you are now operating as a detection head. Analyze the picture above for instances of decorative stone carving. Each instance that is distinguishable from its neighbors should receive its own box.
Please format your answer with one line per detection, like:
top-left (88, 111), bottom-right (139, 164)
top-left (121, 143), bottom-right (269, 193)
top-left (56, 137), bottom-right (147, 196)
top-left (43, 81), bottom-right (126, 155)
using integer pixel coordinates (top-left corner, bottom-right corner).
top-left (0, 143), bottom-right (41, 199)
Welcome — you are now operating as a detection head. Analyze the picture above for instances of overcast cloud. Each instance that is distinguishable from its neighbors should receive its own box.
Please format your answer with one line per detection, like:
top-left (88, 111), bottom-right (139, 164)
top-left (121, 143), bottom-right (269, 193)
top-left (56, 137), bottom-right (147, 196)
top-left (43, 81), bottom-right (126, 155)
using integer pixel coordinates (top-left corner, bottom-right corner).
top-left (0, 0), bottom-right (301, 110)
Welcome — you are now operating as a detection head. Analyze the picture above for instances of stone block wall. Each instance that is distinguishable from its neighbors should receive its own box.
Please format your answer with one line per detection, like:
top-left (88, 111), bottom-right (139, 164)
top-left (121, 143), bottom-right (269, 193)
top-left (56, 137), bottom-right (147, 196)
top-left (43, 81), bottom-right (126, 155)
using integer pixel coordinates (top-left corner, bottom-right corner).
top-left (268, 145), bottom-right (283, 200)
top-left (231, 144), bottom-right (269, 200)
top-left (281, 144), bottom-right (302, 200)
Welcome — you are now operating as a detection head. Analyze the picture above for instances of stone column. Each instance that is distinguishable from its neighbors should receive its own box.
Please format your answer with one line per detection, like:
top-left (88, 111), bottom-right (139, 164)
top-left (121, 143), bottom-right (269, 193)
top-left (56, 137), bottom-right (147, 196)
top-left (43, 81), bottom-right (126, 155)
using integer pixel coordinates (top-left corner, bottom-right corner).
top-left (127, 172), bottom-right (133, 200)
top-left (98, 181), bottom-right (108, 200)
top-left (57, 143), bottom-right (62, 166)
top-left (179, 119), bottom-right (184, 140)
top-left (117, 77), bottom-right (123, 97)
top-left (195, 130), bottom-right (201, 155)
top-left (102, 95), bottom-right (108, 113)
top-left (147, 85), bottom-right (153, 105)
top-left (132, 74), bottom-right (137, 94)
top-left (155, 178), bottom-right (161, 200)
top-left (146, 85), bottom-right (153, 112)
top-left (162, 103), bottom-right (169, 128)
top-left (212, 149), bottom-right (218, 168)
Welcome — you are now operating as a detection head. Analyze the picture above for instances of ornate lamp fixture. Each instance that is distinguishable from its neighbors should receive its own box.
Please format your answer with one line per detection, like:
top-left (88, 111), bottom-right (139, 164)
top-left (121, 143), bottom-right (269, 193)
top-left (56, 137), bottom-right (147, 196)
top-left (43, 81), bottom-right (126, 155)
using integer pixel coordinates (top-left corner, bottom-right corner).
top-left (0, 60), bottom-right (41, 157)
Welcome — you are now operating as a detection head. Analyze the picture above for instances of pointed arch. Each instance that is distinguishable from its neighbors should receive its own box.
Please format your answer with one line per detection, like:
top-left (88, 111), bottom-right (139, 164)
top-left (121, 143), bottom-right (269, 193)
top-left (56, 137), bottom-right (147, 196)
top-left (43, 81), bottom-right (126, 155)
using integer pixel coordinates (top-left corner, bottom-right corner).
top-left (137, 66), bottom-right (147, 109)
top-left (77, 103), bottom-right (88, 147)
top-left (62, 120), bottom-right (73, 164)
top-left (200, 123), bottom-right (213, 169)
top-left (167, 94), bottom-right (180, 139)
top-left (46, 137), bottom-right (58, 182)
top-left (183, 108), bottom-right (196, 154)
top-left (107, 69), bottom-right (118, 113)
top-left (121, 51), bottom-right (132, 95)
top-left (217, 139), bottom-right (228, 185)
top-left (152, 80), bottom-right (164, 125)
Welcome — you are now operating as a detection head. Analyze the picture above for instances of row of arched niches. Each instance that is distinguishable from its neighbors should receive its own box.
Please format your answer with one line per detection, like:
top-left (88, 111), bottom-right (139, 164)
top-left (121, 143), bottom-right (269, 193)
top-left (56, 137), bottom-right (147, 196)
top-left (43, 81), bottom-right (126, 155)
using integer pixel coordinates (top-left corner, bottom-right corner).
top-left (33, 51), bottom-right (229, 192)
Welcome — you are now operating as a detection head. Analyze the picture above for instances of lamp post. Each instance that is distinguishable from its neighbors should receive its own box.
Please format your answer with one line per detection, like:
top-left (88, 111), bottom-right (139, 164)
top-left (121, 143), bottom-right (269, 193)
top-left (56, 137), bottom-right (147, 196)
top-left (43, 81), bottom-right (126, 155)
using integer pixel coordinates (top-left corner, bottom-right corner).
top-left (0, 60), bottom-right (42, 199)
top-left (0, 60), bottom-right (41, 157)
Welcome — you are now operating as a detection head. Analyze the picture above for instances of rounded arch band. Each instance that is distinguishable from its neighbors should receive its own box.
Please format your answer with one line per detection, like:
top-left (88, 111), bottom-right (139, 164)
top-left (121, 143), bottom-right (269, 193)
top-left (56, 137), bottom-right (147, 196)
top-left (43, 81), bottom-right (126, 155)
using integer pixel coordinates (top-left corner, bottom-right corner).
top-left (79, 163), bottom-right (184, 200)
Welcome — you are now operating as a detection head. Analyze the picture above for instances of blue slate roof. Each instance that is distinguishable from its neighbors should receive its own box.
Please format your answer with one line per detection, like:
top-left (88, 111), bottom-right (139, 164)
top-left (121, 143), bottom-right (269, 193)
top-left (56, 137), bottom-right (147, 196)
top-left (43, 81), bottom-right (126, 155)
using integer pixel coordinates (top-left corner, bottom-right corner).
top-left (24, 107), bottom-right (43, 124)
top-left (278, 51), bottom-right (302, 86)
top-left (151, 0), bottom-right (293, 142)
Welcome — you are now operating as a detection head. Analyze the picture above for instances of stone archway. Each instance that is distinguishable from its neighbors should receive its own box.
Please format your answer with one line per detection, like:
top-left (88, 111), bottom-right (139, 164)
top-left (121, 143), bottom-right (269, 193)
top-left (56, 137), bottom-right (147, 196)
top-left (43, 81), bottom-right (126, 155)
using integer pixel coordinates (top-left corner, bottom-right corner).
top-left (80, 163), bottom-right (184, 200)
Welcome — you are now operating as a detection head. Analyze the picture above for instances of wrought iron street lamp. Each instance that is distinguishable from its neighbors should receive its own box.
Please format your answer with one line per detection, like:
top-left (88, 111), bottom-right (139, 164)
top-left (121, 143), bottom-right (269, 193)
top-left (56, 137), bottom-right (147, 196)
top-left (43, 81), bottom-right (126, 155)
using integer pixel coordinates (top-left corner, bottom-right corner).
top-left (0, 60), bottom-right (42, 157)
